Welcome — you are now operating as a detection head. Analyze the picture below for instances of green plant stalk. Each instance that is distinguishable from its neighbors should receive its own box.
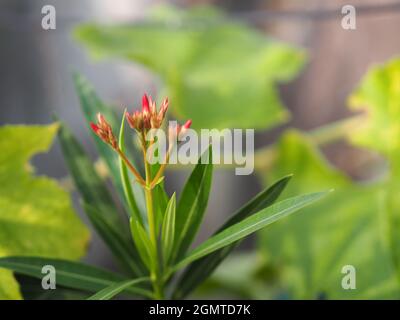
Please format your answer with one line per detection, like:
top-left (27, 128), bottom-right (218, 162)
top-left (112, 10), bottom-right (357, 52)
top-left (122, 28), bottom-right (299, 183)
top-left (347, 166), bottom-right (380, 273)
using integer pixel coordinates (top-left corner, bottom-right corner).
top-left (143, 147), bottom-right (164, 299)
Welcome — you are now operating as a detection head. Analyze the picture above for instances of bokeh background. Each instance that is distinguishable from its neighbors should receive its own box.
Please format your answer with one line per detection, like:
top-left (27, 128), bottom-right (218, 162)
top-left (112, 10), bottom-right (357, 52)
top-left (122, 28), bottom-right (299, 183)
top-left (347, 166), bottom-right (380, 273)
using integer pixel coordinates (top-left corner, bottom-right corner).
top-left (1, 0), bottom-right (400, 299)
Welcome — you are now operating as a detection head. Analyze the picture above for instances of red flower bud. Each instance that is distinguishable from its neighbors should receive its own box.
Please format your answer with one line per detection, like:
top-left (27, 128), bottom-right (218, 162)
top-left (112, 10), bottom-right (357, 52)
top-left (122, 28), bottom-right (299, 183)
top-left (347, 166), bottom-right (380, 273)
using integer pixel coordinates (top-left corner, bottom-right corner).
top-left (183, 119), bottom-right (192, 129)
top-left (142, 94), bottom-right (150, 113)
top-left (158, 98), bottom-right (169, 121)
top-left (126, 94), bottom-right (175, 132)
top-left (90, 113), bottom-right (118, 149)
top-left (90, 122), bottom-right (100, 134)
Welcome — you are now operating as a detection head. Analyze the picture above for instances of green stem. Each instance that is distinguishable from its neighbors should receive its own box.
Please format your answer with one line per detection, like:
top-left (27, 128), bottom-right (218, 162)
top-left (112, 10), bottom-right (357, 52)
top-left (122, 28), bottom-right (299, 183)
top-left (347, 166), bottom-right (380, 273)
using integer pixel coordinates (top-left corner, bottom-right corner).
top-left (143, 141), bottom-right (164, 299)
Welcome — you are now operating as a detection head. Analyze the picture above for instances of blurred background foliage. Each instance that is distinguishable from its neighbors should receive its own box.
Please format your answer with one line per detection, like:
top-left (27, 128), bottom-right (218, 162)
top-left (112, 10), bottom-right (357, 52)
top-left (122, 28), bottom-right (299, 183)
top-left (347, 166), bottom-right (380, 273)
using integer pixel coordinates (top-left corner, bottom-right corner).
top-left (72, 4), bottom-right (400, 299)
top-left (74, 5), bottom-right (306, 130)
top-left (2, 0), bottom-right (400, 299)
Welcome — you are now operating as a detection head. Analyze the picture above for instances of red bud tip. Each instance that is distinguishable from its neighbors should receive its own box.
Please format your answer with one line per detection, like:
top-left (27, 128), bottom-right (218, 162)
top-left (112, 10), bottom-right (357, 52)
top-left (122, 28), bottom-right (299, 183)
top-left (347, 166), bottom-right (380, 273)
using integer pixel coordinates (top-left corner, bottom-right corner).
top-left (90, 122), bottom-right (100, 134)
top-left (183, 119), bottom-right (192, 129)
top-left (142, 94), bottom-right (150, 113)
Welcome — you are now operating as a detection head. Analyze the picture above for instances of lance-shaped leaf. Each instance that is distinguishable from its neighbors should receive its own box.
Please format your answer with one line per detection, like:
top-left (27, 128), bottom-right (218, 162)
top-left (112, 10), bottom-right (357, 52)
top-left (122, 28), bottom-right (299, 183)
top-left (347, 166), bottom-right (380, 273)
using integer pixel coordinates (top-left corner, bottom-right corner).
top-left (118, 112), bottom-right (144, 224)
top-left (0, 124), bottom-right (89, 299)
top-left (172, 147), bottom-right (213, 261)
top-left (172, 191), bottom-right (329, 272)
top-left (153, 183), bottom-right (169, 231)
top-left (173, 175), bottom-right (291, 298)
top-left (87, 277), bottom-right (149, 300)
top-left (0, 257), bottom-right (151, 298)
top-left (58, 122), bottom-right (145, 276)
top-left (73, 73), bottom-right (146, 216)
top-left (83, 203), bottom-right (146, 276)
top-left (161, 193), bottom-right (176, 266)
top-left (129, 218), bottom-right (156, 271)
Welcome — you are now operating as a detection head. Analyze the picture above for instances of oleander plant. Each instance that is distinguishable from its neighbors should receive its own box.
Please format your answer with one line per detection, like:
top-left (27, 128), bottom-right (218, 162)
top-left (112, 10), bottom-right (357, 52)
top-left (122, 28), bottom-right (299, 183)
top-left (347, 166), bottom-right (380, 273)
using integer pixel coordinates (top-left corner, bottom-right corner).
top-left (2, 3), bottom-right (400, 301)
top-left (0, 82), bottom-right (327, 299)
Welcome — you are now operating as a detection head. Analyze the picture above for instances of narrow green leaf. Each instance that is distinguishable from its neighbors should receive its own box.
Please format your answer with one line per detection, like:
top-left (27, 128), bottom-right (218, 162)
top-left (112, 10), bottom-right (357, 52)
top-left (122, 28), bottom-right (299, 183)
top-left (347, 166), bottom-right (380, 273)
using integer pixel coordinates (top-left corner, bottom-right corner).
top-left (58, 122), bottom-right (121, 227)
top-left (161, 193), bottom-right (176, 266)
top-left (0, 256), bottom-right (151, 298)
top-left (73, 72), bottom-right (146, 216)
top-left (173, 175), bottom-right (292, 298)
top-left (173, 191), bottom-right (330, 272)
top-left (173, 147), bottom-right (213, 261)
top-left (129, 218), bottom-right (155, 271)
top-left (58, 123), bottom-right (145, 276)
top-left (83, 203), bottom-right (146, 276)
top-left (153, 183), bottom-right (169, 231)
top-left (87, 277), bottom-right (149, 300)
top-left (119, 112), bottom-right (144, 224)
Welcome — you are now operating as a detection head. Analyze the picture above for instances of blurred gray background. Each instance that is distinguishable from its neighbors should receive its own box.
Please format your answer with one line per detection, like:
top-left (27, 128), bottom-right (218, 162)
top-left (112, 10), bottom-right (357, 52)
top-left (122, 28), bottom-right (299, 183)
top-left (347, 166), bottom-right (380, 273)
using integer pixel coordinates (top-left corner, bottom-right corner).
top-left (1, 0), bottom-right (400, 271)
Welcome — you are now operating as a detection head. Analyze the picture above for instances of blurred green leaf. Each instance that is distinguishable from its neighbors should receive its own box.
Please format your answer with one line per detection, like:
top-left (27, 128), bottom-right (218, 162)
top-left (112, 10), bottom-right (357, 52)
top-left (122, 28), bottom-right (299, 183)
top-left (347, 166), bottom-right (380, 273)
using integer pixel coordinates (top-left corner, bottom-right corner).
top-left (173, 175), bottom-right (291, 299)
top-left (348, 57), bottom-right (400, 166)
top-left (195, 252), bottom-right (276, 299)
top-left (87, 277), bottom-right (149, 300)
top-left (0, 257), bottom-right (150, 298)
top-left (259, 130), bottom-right (400, 299)
top-left (73, 73), bottom-right (146, 217)
top-left (173, 147), bottom-right (213, 262)
top-left (0, 124), bottom-right (89, 299)
top-left (0, 269), bottom-right (21, 299)
top-left (58, 123), bottom-right (146, 276)
top-left (174, 191), bottom-right (328, 272)
top-left (348, 58), bottom-right (400, 289)
top-left (74, 5), bottom-right (306, 129)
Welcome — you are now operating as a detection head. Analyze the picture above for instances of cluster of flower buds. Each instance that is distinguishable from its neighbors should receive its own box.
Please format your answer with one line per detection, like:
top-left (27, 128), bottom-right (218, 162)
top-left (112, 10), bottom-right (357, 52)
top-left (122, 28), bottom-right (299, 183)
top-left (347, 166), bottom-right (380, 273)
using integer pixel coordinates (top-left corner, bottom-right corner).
top-left (125, 94), bottom-right (169, 131)
top-left (90, 94), bottom-right (192, 152)
top-left (90, 113), bottom-right (118, 149)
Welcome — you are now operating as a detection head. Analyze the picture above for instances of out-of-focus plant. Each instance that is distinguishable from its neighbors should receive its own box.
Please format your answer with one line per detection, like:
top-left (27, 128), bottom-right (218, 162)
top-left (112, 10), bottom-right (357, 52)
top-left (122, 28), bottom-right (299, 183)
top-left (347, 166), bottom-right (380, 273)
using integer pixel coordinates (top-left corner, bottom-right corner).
top-left (74, 4), bottom-right (306, 130)
top-left (199, 57), bottom-right (400, 299)
top-left (0, 75), bottom-right (327, 299)
top-left (0, 124), bottom-right (89, 299)
top-left (257, 57), bottom-right (400, 299)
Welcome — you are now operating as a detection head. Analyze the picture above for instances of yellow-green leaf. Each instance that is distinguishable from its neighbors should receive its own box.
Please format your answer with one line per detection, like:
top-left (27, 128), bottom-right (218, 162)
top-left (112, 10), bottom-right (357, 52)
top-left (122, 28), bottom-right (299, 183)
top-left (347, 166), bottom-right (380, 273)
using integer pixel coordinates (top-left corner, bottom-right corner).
top-left (0, 124), bottom-right (90, 299)
top-left (348, 57), bottom-right (400, 163)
